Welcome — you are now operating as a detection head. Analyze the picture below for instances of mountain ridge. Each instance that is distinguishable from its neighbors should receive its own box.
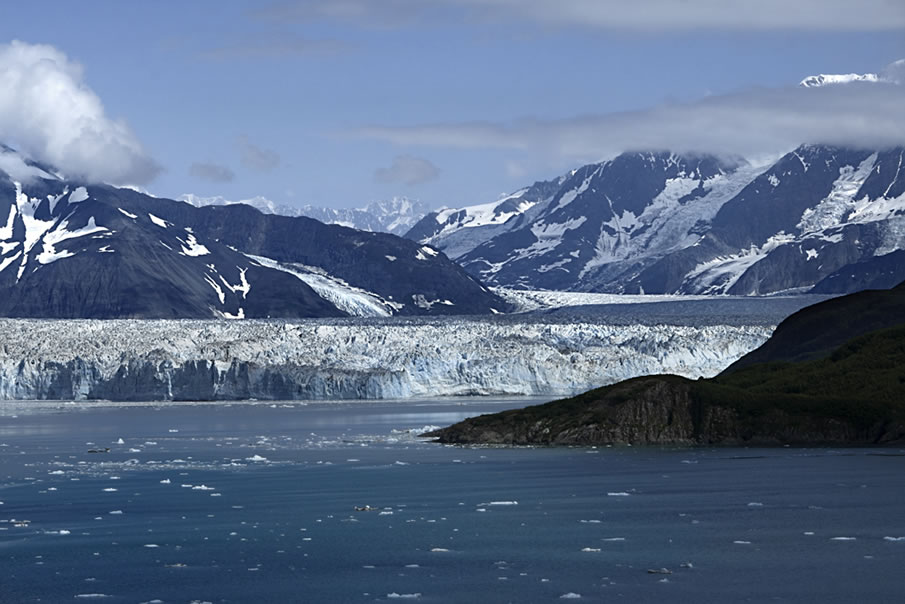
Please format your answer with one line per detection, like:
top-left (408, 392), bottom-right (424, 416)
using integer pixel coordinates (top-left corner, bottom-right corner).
top-left (0, 145), bottom-right (506, 319)
top-left (407, 144), bottom-right (905, 297)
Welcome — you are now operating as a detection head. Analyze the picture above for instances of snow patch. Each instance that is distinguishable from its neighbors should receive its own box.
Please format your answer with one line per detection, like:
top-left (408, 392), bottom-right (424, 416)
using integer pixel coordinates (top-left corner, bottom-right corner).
top-left (148, 213), bottom-right (168, 228)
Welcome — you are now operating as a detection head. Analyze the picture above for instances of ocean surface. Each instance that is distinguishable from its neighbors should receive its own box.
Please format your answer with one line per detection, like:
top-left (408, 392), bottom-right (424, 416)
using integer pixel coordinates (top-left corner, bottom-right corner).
top-left (1, 399), bottom-right (903, 603)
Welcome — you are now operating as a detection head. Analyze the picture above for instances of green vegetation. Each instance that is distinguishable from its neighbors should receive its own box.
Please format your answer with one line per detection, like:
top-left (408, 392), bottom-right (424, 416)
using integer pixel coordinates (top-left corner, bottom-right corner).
top-left (696, 324), bottom-right (905, 429)
top-left (433, 282), bottom-right (905, 445)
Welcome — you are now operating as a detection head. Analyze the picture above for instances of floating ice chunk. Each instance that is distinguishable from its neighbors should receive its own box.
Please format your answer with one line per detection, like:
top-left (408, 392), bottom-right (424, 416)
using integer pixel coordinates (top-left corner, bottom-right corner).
top-left (884, 536), bottom-right (905, 541)
top-left (74, 595), bottom-right (111, 599)
top-left (246, 455), bottom-right (268, 462)
top-left (386, 594), bottom-right (421, 599)
top-left (579, 519), bottom-right (601, 524)
top-left (804, 531), bottom-right (815, 536)
top-left (109, 510), bottom-right (123, 515)
top-left (580, 548), bottom-right (600, 552)
top-left (49, 470), bottom-right (65, 475)
top-left (143, 544), bottom-right (159, 548)
top-left (607, 492), bottom-right (630, 497)
top-left (733, 540), bottom-right (752, 544)
top-left (191, 485), bottom-right (215, 491)
top-left (102, 488), bottom-right (117, 492)
top-left (116, 438), bottom-right (124, 445)
top-left (430, 548), bottom-right (450, 552)
top-left (602, 537), bottom-right (626, 542)
top-left (479, 501), bottom-right (518, 506)
top-left (830, 537), bottom-right (857, 541)
top-left (404, 564), bottom-right (420, 568)
top-left (559, 594), bottom-right (582, 599)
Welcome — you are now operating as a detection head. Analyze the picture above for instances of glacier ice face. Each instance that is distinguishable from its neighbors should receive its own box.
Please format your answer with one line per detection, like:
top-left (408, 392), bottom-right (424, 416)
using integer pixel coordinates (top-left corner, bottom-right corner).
top-left (0, 317), bottom-right (772, 401)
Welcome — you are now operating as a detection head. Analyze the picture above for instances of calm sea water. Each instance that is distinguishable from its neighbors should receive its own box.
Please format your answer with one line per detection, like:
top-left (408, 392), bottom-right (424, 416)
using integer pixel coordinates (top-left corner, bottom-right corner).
top-left (1, 399), bottom-right (903, 603)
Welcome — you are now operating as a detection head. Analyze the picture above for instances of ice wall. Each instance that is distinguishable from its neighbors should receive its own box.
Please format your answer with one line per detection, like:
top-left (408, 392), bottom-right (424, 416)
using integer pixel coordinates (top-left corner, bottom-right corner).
top-left (0, 319), bottom-right (772, 401)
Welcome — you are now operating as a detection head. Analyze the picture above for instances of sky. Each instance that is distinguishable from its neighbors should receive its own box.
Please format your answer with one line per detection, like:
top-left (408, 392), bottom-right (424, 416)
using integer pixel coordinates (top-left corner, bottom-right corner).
top-left (0, 0), bottom-right (903, 211)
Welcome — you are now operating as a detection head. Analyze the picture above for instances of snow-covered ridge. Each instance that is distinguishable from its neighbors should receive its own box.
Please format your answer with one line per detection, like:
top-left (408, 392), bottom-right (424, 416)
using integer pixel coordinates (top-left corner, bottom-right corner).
top-left (799, 73), bottom-right (879, 87)
top-left (0, 318), bottom-right (772, 401)
top-left (180, 194), bottom-right (428, 236)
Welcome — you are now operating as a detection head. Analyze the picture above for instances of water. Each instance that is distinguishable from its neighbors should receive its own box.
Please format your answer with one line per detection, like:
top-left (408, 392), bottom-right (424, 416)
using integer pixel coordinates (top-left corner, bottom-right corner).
top-left (1, 399), bottom-right (903, 603)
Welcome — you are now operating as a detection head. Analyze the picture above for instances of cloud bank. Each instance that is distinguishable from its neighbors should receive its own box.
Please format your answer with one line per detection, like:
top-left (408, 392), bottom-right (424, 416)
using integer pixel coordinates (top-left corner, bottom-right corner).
top-left (0, 40), bottom-right (160, 184)
top-left (238, 135), bottom-right (281, 172)
top-left (258, 0), bottom-right (905, 32)
top-left (356, 71), bottom-right (905, 162)
top-left (374, 154), bottom-right (440, 185)
top-left (190, 162), bottom-right (235, 183)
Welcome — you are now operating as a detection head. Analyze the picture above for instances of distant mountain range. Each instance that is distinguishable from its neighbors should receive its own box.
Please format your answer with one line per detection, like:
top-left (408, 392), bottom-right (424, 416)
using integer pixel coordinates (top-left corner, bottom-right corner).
top-left (0, 145), bottom-right (505, 319)
top-left (406, 144), bottom-right (905, 296)
top-left (429, 280), bottom-right (905, 446)
top-left (181, 194), bottom-right (428, 236)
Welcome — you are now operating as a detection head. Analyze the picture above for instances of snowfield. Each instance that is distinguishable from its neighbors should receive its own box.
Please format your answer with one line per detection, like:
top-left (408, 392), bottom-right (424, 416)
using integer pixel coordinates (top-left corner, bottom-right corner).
top-left (0, 317), bottom-right (772, 401)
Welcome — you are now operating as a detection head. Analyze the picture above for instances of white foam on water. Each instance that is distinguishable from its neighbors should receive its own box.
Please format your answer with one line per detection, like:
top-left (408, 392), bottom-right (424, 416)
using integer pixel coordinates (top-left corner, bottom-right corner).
top-left (580, 548), bottom-right (600, 552)
top-left (386, 593), bottom-right (421, 599)
top-left (830, 537), bottom-right (857, 541)
top-left (733, 540), bottom-right (752, 544)
top-left (559, 594), bottom-right (582, 600)
top-left (883, 536), bottom-right (905, 541)
top-left (608, 492), bottom-right (630, 497)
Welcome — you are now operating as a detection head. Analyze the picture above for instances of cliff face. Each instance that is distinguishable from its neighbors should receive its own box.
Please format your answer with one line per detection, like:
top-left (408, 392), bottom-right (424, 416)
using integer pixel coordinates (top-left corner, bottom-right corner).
top-left (430, 375), bottom-right (905, 447)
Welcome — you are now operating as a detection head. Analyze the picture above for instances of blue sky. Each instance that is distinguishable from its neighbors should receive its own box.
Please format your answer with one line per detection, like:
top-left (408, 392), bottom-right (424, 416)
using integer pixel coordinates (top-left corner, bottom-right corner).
top-left (0, 0), bottom-right (903, 210)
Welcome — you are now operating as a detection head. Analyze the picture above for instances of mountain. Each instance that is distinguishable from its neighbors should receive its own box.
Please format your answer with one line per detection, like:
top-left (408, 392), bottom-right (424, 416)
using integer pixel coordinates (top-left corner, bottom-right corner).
top-left (404, 175), bottom-right (569, 259)
top-left (428, 281), bottom-right (905, 446)
top-left (799, 73), bottom-right (879, 87)
top-left (409, 145), bottom-right (905, 296)
top-left (799, 60), bottom-right (904, 87)
top-left (181, 194), bottom-right (428, 236)
top-left (0, 146), bottom-right (505, 319)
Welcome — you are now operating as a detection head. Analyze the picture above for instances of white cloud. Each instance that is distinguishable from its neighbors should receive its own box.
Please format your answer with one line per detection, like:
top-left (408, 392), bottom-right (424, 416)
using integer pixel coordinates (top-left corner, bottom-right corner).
top-left (0, 40), bottom-right (160, 184)
top-left (190, 162), bottom-right (235, 182)
top-left (199, 33), bottom-right (348, 60)
top-left (258, 0), bottom-right (905, 31)
top-left (238, 135), bottom-right (280, 171)
top-left (356, 70), bottom-right (905, 162)
top-left (374, 154), bottom-right (440, 185)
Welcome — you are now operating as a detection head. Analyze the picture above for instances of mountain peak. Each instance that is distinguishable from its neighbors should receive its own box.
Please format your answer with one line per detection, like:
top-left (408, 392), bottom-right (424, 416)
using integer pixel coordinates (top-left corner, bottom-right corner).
top-left (799, 72), bottom-right (879, 87)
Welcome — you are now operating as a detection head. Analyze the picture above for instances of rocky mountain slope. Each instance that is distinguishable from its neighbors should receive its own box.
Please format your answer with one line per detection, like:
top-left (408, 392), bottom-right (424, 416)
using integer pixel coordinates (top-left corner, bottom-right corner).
top-left (408, 145), bottom-right (905, 296)
top-left (429, 281), bottom-right (905, 446)
top-left (0, 145), bottom-right (504, 319)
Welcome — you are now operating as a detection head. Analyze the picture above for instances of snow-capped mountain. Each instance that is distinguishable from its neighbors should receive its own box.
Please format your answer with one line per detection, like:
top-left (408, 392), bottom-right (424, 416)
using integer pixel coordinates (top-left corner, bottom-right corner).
top-left (181, 194), bottom-right (428, 236)
top-left (799, 59), bottom-right (904, 87)
top-left (410, 145), bottom-right (905, 295)
top-left (404, 175), bottom-right (568, 259)
top-left (0, 145), bottom-right (505, 319)
top-left (799, 73), bottom-right (880, 87)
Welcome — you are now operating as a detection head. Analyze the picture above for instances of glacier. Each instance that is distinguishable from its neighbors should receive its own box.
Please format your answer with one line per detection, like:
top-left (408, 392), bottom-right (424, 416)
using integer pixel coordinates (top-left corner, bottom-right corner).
top-left (0, 316), bottom-right (773, 401)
